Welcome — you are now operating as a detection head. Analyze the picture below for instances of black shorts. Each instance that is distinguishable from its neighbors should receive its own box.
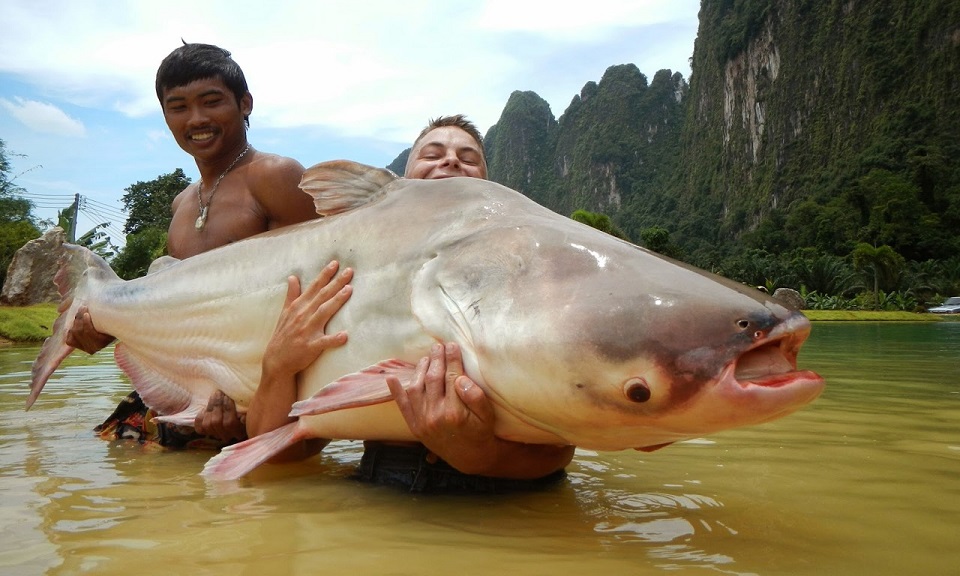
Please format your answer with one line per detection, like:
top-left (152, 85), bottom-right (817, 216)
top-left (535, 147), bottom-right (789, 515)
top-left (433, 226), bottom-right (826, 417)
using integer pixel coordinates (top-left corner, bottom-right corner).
top-left (355, 441), bottom-right (567, 494)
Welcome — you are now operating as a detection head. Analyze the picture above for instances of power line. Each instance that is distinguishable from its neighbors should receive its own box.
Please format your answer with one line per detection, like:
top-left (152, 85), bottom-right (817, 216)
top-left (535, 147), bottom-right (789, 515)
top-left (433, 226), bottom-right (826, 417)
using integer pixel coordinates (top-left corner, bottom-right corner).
top-left (79, 206), bottom-right (126, 238)
top-left (25, 192), bottom-right (74, 198)
top-left (82, 201), bottom-right (127, 220)
top-left (83, 200), bottom-right (127, 221)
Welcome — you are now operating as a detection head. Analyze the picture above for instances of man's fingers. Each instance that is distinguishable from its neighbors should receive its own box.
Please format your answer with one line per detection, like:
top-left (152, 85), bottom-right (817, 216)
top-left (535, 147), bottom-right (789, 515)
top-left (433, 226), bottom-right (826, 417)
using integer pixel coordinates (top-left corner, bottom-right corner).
top-left (317, 331), bottom-right (348, 349)
top-left (454, 375), bottom-right (494, 422)
top-left (304, 263), bottom-right (352, 301)
top-left (315, 285), bottom-right (353, 326)
top-left (196, 392), bottom-right (224, 436)
top-left (444, 342), bottom-right (465, 388)
top-left (423, 344), bottom-right (447, 400)
top-left (386, 375), bottom-right (412, 419)
top-left (284, 275), bottom-right (302, 307)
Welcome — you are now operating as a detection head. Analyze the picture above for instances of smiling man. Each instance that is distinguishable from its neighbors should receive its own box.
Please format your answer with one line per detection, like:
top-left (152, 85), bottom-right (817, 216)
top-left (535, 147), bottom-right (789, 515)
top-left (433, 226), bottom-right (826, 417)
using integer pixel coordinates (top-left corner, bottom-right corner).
top-left (158, 43), bottom-right (317, 259)
top-left (404, 115), bottom-right (488, 180)
top-left (247, 115), bottom-right (575, 492)
top-left (67, 43), bottom-right (337, 448)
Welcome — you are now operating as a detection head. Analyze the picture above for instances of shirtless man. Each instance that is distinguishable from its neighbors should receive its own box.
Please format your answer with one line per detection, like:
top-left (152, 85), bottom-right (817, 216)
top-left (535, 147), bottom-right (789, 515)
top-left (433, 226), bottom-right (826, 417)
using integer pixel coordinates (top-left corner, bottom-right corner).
top-left (68, 42), bottom-right (348, 447)
top-left (247, 116), bottom-right (575, 491)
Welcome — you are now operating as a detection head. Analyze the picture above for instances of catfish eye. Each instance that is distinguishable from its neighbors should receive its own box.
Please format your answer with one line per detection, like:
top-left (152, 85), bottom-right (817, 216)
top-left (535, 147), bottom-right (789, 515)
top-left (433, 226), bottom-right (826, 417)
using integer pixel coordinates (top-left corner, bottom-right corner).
top-left (624, 378), bottom-right (651, 403)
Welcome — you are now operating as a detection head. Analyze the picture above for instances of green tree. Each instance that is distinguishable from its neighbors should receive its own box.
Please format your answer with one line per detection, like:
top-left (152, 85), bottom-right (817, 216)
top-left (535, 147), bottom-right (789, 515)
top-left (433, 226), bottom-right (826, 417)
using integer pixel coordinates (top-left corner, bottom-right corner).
top-left (639, 226), bottom-right (682, 259)
top-left (111, 169), bottom-right (188, 279)
top-left (121, 169), bottom-right (190, 234)
top-left (0, 139), bottom-right (41, 288)
top-left (571, 209), bottom-right (630, 241)
top-left (110, 227), bottom-right (167, 280)
top-left (851, 243), bottom-right (905, 309)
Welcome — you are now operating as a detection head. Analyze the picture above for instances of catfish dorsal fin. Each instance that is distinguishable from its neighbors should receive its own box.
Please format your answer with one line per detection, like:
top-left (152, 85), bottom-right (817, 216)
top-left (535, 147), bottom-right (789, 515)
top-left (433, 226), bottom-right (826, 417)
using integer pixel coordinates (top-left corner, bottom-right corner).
top-left (299, 160), bottom-right (398, 216)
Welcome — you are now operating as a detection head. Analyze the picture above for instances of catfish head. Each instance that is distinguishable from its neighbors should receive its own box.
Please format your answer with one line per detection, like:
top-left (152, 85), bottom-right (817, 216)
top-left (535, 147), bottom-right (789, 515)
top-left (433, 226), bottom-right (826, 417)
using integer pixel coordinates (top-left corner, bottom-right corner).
top-left (418, 210), bottom-right (825, 451)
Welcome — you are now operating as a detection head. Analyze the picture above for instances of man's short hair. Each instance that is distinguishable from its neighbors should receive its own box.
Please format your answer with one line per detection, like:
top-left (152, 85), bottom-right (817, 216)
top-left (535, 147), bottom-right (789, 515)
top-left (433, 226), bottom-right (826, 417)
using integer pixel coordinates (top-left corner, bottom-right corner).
top-left (413, 115), bottom-right (484, 154)
top-left (155, 42), bottom-right (250, 126)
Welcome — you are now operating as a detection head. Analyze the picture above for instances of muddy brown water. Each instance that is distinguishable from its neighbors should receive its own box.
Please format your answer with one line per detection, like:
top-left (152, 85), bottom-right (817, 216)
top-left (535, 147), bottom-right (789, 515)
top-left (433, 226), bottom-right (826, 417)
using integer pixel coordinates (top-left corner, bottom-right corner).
top-left (1, 322), bottom-right (958, 575)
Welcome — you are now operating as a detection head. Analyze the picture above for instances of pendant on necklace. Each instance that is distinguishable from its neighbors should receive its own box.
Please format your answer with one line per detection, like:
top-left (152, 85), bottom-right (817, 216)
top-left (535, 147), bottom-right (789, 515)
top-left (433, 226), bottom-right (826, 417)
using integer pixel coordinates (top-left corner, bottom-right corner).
top-left (195, 206), bottom-right (208, 230)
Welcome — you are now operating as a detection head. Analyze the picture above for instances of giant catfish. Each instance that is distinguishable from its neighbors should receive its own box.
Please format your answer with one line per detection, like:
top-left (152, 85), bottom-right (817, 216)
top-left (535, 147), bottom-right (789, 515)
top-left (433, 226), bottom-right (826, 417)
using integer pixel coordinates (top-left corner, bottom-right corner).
top-left (28, 160), bottom-right (825, 481)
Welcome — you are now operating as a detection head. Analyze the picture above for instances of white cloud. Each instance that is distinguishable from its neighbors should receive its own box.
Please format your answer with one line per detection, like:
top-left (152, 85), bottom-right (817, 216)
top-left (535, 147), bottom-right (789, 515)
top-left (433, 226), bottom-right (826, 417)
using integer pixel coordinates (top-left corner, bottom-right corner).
top-left (0, 0), bottom-right (700, 233)
top-left (0, 0), bottom-right (698, 142)
top-left (476, 0), bottom-right (696, 39)
top-left (0, 97), bottom-right (86, 137)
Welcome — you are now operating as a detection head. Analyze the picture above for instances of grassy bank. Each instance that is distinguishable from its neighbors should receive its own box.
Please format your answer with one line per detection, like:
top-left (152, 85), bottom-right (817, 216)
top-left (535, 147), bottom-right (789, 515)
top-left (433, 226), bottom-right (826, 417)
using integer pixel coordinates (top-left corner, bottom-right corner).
top-left (0, 303), bottom-right (59, 343)
top-left (1, 303), bottom-right (957, 345)
top-left (801, 310), bottom-right (957, 321)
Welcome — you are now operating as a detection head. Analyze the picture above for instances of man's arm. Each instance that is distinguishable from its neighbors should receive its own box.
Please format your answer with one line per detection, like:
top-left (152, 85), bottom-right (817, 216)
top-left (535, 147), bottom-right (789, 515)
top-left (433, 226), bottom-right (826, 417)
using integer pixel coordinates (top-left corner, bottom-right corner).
top-left (245, 261), bottom-right (353, 461)
top-left (386, 342), bottom-right (575, 479)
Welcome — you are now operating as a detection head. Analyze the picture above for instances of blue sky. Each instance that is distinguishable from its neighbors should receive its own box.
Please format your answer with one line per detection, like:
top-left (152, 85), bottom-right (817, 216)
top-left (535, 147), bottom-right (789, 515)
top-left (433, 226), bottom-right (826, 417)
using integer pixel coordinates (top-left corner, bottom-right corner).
top-left (0, 0), bottom-right (700, 246)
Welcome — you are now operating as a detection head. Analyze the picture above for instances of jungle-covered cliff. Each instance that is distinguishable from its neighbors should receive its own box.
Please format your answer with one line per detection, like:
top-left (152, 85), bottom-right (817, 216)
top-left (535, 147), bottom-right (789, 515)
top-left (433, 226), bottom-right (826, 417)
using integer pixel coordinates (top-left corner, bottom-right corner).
top-left (672, 0), bottom-right (960, 267)
top-left (390, 0), bottom-right (960, 298)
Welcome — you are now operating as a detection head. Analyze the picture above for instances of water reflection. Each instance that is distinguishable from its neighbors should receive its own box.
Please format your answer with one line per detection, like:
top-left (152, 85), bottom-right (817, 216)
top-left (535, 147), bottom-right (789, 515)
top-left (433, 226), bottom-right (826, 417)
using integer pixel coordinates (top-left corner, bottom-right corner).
top-left (2, 322), bottom-right (959, 575)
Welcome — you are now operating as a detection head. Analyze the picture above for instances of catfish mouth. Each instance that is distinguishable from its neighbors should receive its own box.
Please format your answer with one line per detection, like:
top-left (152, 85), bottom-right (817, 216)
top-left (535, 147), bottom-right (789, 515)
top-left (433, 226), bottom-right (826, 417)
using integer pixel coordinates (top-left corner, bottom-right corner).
top-left (630, 315), bottom-right (824, 452)
top-left (731, 314), bottom-right (822, 389)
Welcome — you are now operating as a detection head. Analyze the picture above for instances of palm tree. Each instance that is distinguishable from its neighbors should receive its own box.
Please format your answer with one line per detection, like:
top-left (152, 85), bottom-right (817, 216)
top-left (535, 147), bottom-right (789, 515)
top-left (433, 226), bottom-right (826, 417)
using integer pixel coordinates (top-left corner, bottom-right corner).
top-left (851, 243), bottom-right (904, 309)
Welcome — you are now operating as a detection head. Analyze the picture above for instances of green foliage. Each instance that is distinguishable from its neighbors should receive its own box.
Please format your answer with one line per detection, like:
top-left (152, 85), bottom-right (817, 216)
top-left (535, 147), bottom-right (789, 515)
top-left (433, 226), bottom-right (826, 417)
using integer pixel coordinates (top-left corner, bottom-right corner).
top-left (110, 169), bottom-right (187, 279)
top-left (486, 90), bottom-right (561, 208)
top-left (851, 243), bottom-right (906, 309)
top-left (570, 209), bottom-right (630, 241)
top-left (75, 223), bottom-right (118, 260)
top-left (790, 252), bottom-right (862, 297)
top-left (0, 138), bottom-right (41, 288)
top-left (639, 226), bottom-right (683, 259)
top-left (386, 149), bottom-right (409, 176)
top-left (383, 0), bottom-right (960, 310)
top-left (111, 227), bottom-right (167, 280)
top-left (121, 169), bottom-right (190, 234)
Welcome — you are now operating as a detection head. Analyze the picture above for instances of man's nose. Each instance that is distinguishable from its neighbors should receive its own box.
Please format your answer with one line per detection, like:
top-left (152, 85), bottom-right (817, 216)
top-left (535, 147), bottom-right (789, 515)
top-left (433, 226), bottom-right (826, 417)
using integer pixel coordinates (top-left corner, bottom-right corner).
top-left (186, 105), bottom-right (208, 127)
top-left (440, 152), bottom-right (461, 167)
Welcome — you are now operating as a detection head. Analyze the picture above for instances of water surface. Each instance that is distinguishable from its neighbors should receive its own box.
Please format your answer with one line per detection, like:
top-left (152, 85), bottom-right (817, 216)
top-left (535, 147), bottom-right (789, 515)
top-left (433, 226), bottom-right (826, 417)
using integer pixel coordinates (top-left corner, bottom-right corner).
top-left (1, 322), bottom-right (958, 575)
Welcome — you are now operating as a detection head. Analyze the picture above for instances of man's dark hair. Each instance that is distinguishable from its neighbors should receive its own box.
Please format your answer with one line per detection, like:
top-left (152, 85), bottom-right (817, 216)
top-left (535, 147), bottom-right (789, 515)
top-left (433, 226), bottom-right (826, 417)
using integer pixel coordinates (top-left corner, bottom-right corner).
top-left (155, 42), bottom-right (250, 126)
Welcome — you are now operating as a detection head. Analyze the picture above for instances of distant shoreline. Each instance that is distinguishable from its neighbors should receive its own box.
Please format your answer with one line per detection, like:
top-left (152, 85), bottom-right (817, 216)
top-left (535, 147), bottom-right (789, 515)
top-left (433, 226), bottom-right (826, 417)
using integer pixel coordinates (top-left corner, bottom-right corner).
top-left (802, 310), bottom-right (959, 322)
top-left (1, 303), bottom-right (957, 346)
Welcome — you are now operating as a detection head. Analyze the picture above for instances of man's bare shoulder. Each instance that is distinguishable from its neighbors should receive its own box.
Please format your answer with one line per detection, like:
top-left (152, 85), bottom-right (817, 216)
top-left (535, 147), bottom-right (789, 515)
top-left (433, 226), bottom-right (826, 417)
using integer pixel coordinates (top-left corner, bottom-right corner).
top-left (245, 151), bottom-right (305, 197)
top-left (170, 182), bottom-right (197, 213)
top-left (248, 152), bottom-right (304, 182)
top-left (245, 150), bottom-right (317, 226)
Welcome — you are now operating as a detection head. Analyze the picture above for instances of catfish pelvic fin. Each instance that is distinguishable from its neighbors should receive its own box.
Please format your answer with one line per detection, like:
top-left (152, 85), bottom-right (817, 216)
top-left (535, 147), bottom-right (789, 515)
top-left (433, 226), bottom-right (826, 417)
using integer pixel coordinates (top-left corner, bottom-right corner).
top-left (289, 359), bottom-right (417, 417)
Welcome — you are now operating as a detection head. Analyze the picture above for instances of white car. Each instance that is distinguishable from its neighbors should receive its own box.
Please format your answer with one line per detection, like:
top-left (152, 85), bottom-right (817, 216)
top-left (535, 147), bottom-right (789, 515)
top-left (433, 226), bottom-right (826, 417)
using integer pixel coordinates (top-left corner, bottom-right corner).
top-left (928, 296), bottom-right (960, 314)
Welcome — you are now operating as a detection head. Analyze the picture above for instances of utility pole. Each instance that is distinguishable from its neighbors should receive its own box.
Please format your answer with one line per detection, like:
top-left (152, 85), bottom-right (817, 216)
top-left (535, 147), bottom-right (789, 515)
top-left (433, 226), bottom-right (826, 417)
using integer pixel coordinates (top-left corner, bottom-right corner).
top-left (69, 193), bottom-right (80, 242)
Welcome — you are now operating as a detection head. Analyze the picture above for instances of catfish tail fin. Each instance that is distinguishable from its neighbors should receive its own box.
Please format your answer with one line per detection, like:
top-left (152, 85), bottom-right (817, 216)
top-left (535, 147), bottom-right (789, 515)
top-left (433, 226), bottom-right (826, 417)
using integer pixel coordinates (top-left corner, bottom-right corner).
top-left (27, 244), bottom-right (119, 409)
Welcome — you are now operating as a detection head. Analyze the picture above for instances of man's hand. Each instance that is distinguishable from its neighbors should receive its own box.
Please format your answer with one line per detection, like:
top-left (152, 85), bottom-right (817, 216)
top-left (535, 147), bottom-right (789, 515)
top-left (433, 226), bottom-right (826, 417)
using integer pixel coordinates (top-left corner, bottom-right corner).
top-left (386, 342), bottom-right (500, 475)
top-left (261, 261), bottom-right (353, 379)
top-left (245, 261), bottom-right (353, 456)
top-left (386, 342), bottom-right (575, 479)
top-left (65, 306), bottom-right (116, 354)
top-left (194, 390), bottom-right (247, 444)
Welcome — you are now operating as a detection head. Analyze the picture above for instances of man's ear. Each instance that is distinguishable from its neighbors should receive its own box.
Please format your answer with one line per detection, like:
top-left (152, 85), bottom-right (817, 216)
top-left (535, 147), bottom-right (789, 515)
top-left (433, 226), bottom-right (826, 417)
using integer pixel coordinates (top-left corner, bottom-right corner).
top-left (241, 92), bottom-right (253, 119)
